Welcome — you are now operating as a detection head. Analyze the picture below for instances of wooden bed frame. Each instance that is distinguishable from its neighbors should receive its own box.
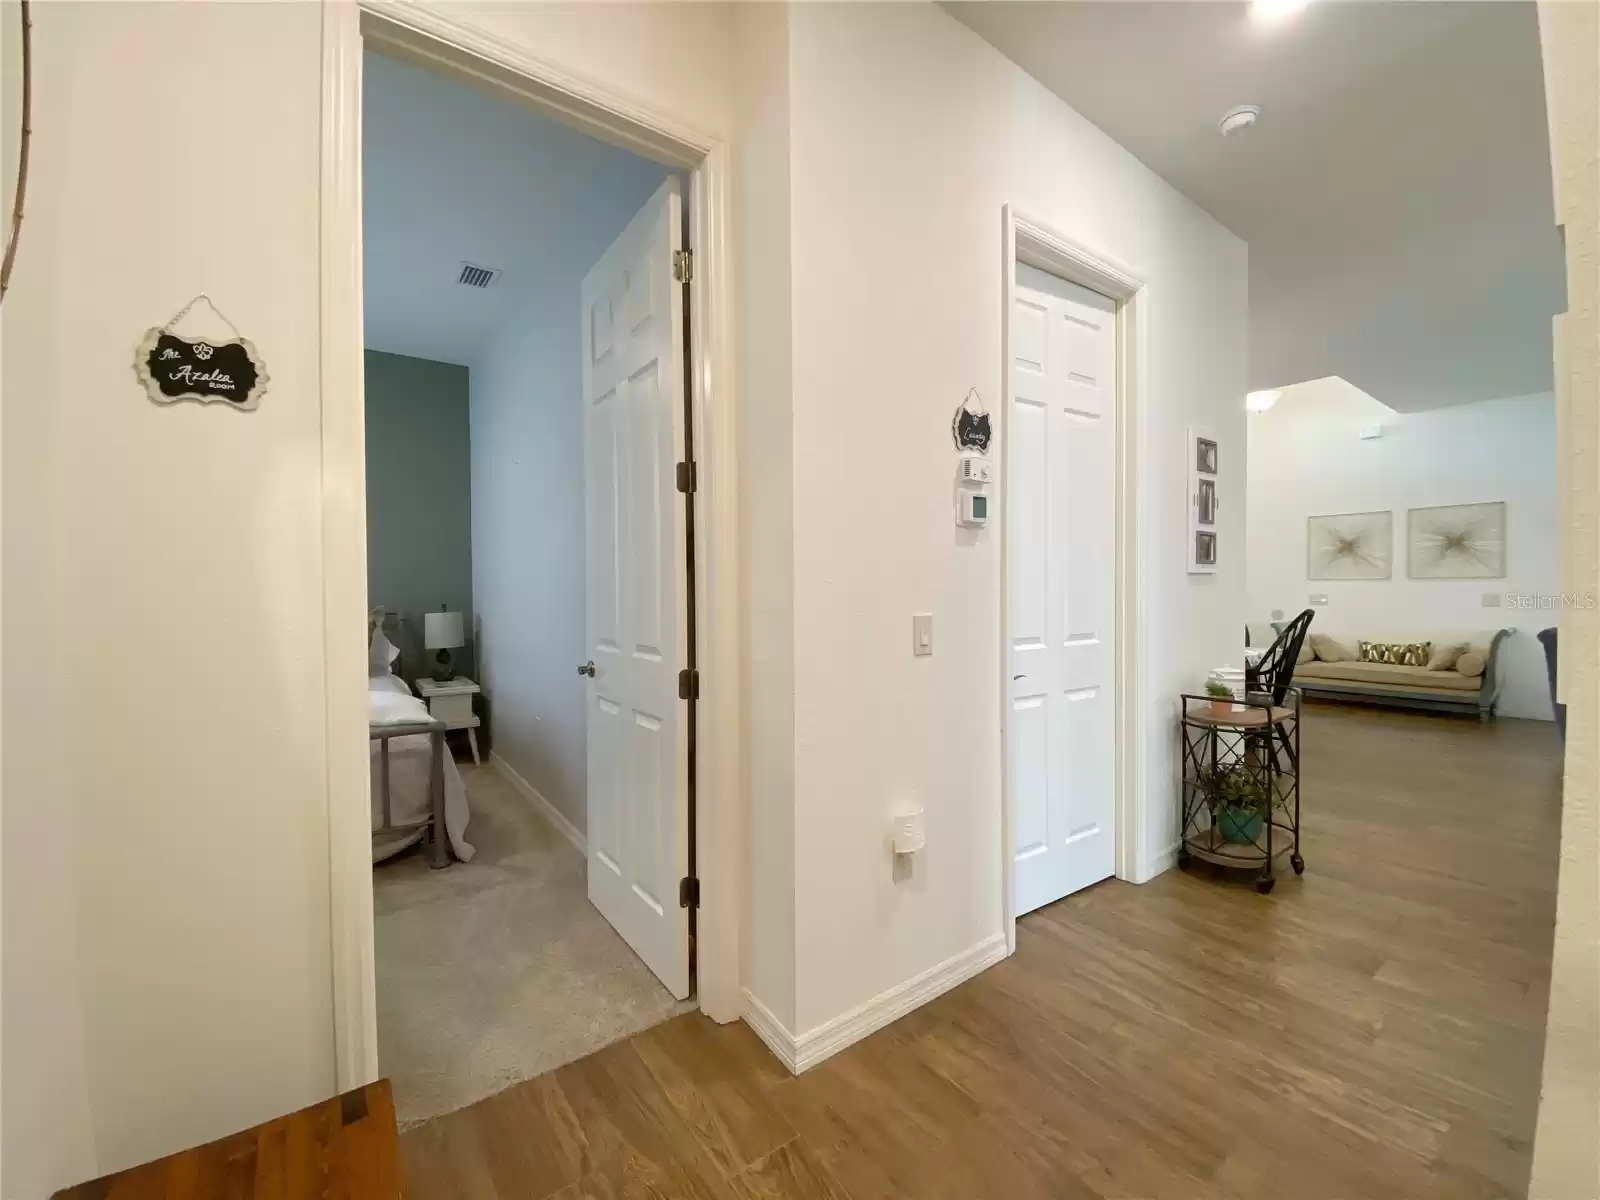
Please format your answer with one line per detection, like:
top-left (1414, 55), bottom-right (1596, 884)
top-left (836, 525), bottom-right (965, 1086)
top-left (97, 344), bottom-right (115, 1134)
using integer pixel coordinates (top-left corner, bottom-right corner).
top-left (369, 607), bottom-right (450, 869)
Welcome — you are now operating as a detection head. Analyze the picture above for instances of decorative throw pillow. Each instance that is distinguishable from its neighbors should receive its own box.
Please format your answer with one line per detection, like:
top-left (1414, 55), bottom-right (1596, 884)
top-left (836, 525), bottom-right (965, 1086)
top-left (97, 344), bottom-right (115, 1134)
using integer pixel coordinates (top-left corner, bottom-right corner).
top-left (1426, 642), bottom-right (1468, 671)
top-left (369, 625), bottom-right (400, 678)
top-left (1310, 633), bottom-right (1355, 663)
top-left (1456, 650), bottom-right (1487, 678)
top-left (1360, 640), bottom-right (1431, 666)
top-left (1296, 641), bottom-right (1314, 666)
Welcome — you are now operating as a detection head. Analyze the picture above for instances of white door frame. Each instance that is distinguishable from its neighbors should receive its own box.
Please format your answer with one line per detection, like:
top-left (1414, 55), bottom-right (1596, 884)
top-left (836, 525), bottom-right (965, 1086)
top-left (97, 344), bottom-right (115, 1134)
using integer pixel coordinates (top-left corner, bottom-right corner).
top-left (1000, 205), bottom-right (1148, 955)
top-left (320, 0), bottom-right (742, 1090)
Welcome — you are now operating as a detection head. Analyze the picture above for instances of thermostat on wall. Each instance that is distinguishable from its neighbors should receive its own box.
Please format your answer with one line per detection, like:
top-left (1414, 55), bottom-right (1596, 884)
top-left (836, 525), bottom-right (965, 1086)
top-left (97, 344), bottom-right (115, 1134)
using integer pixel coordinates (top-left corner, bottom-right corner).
top-left (958, 490), bottom-right (989, 527)
top-left (958, 454), bottom-right (993, 485)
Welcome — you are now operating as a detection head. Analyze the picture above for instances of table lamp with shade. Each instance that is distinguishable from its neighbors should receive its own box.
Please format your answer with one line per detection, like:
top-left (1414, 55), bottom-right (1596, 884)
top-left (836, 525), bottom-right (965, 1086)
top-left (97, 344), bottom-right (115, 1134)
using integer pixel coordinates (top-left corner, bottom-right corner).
top-left (424, 608), bottom-right (465, 683)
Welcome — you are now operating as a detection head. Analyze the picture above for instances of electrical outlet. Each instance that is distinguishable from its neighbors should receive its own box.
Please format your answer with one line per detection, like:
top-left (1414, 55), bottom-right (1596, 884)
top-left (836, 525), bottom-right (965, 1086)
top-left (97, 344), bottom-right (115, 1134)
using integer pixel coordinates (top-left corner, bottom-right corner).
top-left (912, 613), bottom-right (933, 657)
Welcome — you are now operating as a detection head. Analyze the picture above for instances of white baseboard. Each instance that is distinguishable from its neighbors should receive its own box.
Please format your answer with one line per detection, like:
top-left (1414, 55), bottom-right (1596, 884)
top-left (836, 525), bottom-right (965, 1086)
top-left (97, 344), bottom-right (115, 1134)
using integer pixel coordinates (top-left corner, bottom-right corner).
top-left (1142, 839), bottom-right (1182, 882)
top-left (489, 753), bottom-right (586, 854)
top-left (741, 932), bottom-right (1008, 1075)
top-left (740, 989), bottom-right (800, 1073)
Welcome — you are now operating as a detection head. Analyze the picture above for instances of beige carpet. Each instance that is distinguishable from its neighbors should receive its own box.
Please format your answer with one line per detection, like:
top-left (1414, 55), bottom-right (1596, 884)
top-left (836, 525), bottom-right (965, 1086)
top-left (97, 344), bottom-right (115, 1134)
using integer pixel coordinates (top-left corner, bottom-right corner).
top-left (374, 762), bottom-right (693, 1127)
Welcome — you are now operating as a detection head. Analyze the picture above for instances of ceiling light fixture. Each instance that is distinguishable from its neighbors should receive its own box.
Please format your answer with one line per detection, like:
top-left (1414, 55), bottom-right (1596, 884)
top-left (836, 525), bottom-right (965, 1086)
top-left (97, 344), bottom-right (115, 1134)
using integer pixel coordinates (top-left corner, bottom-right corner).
top-left (1247, 389), bottom-right (1281, 412)
top-left (1218, 105), bottom-right (1261, 137)
top-left (1251, 0), bottom-right (1310, 22)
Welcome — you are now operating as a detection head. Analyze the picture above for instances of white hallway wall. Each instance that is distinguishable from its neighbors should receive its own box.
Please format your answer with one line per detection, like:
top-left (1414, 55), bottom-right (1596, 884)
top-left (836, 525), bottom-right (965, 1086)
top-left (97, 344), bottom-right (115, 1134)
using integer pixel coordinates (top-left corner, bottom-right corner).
top-left (733, 1), bottom-right (800, 1034)
top-left (471, 154), bottom-right (673, 833)
top-left (0, 3), bottom-right (732, 1195)
top-left (1246, 378), bottom-right (1558, 721)
top-left (2, 1), bottom-right (1247, 1190)
top-left (1, 1), bottom-right (333, 1192)
top-left (1, 3), bottom-right (95, 1190)
top-left (1530, 0), bottom-right (1600, 1190)
top-left (770, 2), bottom-right (1247, 1037)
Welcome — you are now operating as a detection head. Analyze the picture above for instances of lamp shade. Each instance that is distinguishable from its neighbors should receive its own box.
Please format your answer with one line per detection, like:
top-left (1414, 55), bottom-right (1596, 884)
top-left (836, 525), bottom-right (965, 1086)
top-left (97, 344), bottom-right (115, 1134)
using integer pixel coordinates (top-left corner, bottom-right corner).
top-left (423, 610), bottom-right (465, 651)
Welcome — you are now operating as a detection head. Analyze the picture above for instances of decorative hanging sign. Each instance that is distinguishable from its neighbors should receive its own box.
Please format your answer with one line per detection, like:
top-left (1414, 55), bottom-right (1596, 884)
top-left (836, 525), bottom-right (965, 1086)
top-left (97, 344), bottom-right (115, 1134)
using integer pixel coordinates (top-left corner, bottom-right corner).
top-left (952, 387), bottom-right (991, 453)
top-left (135, 295), bottom-right (268, 411)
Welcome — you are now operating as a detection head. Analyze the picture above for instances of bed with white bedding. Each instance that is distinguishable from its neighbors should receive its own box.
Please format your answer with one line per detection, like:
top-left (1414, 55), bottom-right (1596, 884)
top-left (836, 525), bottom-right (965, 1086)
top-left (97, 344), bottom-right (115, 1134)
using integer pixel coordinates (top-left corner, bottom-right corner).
top-left (370, 616), bottom-right (474, 865)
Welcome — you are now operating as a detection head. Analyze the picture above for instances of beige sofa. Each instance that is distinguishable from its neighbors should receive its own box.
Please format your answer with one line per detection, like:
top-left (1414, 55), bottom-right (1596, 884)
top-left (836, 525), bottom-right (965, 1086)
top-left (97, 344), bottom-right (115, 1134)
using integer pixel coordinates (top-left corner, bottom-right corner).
top-left (1287, 629), bottom-right (1512, 720)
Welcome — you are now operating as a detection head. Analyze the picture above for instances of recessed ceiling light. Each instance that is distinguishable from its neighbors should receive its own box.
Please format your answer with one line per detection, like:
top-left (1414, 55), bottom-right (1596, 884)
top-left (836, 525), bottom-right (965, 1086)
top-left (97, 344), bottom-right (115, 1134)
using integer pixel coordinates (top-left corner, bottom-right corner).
top-left (1252, 0), bottom-right (1310, 21)
top-left (1218, 105), bottom-right (1261, 137)
top-left (1247, 389), bottom-right (1281, 412)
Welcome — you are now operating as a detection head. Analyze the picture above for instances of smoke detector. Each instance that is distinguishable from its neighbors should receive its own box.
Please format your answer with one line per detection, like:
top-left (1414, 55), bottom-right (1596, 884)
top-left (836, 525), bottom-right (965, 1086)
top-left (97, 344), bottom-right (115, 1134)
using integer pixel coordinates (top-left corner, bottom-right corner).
top-left (1218, 105), bottom-right (1261, 137)
top-left (456, 262), bottom-right (501, 289)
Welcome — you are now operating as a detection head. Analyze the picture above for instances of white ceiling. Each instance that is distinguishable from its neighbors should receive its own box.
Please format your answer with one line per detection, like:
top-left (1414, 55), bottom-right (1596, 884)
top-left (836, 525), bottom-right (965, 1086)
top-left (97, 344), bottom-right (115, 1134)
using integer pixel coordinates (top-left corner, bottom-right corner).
top-left (363, 51), bottom-right (671, 366)
top-left (944, 1), bottom-right (1565, 411)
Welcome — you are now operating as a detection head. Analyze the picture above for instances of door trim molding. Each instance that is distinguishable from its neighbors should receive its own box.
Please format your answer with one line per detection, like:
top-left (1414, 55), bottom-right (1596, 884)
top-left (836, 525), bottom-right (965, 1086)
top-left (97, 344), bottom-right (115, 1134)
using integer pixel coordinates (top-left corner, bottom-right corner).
top-left (321, 0), bottom-right (374, 1093)
top-left (320, 0), bottom-right (742, 1090)
top-left (999, 205), bottom-right (1149, 956)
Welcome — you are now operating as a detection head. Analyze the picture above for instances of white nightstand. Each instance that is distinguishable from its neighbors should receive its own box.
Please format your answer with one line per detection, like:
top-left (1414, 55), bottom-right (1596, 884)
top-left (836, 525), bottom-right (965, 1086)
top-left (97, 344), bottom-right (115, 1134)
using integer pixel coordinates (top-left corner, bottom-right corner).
top-left (414, 676), bottom-right (482, 765)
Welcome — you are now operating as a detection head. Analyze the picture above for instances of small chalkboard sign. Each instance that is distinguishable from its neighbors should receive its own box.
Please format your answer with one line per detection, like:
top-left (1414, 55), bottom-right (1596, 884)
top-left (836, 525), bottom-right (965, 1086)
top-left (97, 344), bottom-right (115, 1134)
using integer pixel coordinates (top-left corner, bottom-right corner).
top-left (135, 295), bottom-right (269, 411)
top-left (952, 388), bottom-right (991, 453)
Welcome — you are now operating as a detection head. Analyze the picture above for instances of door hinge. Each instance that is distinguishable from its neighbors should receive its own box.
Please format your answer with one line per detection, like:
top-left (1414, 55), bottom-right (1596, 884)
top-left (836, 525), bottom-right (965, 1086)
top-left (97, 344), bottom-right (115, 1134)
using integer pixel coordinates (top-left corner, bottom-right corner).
top-left (679, 875), bottom-right (700, 909)
top-left (673, 248), bottom-right (693, 284)
top-left (678, 668), bottom-right (700, 701)
top-left (675, 460), bottom-right (697, 494)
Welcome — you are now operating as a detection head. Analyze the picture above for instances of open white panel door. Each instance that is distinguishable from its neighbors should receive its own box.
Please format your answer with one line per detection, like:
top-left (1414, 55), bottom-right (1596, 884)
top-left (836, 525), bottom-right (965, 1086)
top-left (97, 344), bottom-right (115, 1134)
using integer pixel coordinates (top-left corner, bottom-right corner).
top-left (1009, 262), bottom-right (1117, 917)
top-left (581, 178), bottom-right (691, 999)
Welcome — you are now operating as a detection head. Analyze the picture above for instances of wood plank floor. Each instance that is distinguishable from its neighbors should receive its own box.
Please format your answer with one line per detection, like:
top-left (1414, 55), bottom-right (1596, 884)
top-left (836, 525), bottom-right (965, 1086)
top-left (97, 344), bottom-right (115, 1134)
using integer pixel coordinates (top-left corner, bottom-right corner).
top-left (401, 703), bottom-right (1564, 1200)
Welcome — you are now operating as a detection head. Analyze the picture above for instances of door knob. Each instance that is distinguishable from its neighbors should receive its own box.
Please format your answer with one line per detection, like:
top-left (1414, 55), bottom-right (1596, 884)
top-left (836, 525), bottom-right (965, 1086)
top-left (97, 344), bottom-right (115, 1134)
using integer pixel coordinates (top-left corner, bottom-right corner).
top-left (578, 661), bottom-right (596, 678)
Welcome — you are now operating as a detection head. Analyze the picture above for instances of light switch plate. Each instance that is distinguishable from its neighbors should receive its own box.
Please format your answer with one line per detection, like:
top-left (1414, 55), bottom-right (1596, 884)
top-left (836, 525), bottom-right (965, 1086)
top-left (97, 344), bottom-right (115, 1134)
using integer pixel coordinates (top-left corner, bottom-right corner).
top-left (912, 613), bottom-right (933, 657)
top-left (1481, 592), bottom-right (1503, 607)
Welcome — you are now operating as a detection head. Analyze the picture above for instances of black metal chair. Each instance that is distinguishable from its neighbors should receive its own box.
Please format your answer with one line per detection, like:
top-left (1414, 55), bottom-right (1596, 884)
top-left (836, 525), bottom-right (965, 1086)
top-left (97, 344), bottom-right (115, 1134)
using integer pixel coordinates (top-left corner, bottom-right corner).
top-left (1539, 627), bottom-right (1565, 740)
top-left (1246, 608), bottom-right (1314, 773)
top-left (1247, 609), bottom-right (1313, 702)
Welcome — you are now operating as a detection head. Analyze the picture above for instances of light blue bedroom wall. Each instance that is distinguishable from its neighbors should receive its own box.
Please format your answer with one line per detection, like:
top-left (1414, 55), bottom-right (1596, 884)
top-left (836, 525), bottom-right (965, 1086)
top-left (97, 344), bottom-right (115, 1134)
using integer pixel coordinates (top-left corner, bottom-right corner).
top-left (364, 349), bottom-right (474, 680)
top-left (470, 154), bottom-right (675, 833)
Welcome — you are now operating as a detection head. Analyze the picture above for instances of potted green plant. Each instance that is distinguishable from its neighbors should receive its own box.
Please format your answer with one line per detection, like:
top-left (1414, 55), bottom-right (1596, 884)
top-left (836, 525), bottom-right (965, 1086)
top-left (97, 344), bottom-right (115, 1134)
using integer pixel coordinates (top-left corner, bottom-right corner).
top-left (1204, 679), bottom-right (1235, 715)
top-left (1202, 763), bottom-right (1269, 845)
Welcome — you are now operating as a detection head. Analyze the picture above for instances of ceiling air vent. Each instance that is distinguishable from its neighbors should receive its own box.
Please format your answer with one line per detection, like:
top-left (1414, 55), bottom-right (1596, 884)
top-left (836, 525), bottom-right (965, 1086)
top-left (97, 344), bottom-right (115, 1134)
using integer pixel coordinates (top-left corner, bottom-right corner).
top-left (456, 263), bottom-right (500, 289)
